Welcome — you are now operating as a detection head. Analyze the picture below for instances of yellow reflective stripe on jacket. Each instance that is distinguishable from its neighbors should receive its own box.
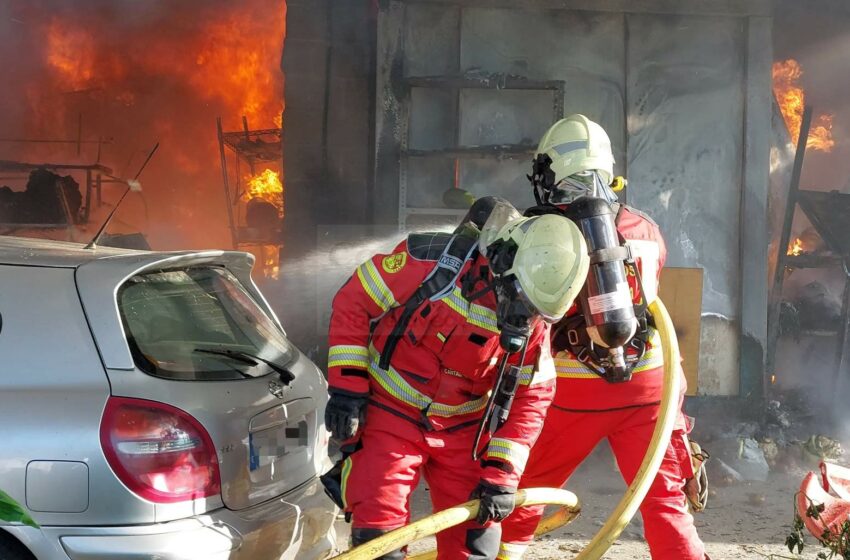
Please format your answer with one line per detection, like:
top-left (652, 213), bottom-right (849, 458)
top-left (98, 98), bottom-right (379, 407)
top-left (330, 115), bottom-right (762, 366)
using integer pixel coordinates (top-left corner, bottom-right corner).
top-left (443, 287), bottom-right (469, 316)
top-left (517, 364), bottom-right (536, 385)
top-left (366, 347), bottom-right (490, 418)
top-left (486, 438), bottom-right (530, 472)
top-left (428, 393), bottom-right (490, 418)
top-left (356, 260), bottom-right (398, 312)
top-left (328, 345), bottom-right (370, 369)
top-left (555, 331), bottom-right (665, 379)
top-left (468, 301), bottom-right (499, 333)
top-left (497, 542), bottom-right (529, 560)
top-left (441, 287), bottom-right (499, 333)
top-left (367, 359), bottom-right (432, 410)
top-left (516, 352), bottom-right (556, 387)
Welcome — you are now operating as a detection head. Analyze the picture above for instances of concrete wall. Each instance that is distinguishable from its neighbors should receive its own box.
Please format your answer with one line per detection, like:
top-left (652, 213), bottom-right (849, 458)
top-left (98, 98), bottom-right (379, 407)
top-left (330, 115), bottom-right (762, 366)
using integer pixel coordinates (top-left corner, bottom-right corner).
top-left (279, 0), bottom-right (375, 354)
top-left (283, 0), bottom-right (375, 257)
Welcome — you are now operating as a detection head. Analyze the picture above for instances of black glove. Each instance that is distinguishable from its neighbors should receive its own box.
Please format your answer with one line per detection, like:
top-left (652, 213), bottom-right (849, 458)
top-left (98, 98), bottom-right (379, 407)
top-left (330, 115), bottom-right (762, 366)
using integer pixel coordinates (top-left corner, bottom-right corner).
top-left (324, 391), bottom-right (368, 441)
top-left (470, 480), bottom-right (516, 525)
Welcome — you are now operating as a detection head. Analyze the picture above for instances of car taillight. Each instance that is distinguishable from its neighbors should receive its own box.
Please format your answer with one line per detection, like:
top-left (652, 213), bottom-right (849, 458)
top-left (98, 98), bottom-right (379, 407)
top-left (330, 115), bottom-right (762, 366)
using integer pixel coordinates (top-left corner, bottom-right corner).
top-left (100, 397), bottom-right (221, 504)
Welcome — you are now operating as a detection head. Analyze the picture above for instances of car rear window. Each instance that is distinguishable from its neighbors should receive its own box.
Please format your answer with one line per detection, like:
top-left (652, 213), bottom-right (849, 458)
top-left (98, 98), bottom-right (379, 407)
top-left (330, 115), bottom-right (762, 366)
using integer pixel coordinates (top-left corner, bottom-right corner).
top-left (118, 266), bottom-right (295, 381)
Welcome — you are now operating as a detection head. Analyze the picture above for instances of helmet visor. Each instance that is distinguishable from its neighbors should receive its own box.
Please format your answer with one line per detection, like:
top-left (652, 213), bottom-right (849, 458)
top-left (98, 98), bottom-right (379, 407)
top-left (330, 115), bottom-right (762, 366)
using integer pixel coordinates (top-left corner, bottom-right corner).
top-left (549, 170), bottom-right (618, 205)
top-left (513, 279), bottom-right (563, 324)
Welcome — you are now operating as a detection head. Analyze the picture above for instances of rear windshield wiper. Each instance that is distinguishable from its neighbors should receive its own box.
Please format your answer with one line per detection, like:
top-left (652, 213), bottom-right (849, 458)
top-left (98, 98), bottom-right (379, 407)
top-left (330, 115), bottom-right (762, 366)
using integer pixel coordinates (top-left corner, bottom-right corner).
top-left (194, 348), bottom-right (295, 384)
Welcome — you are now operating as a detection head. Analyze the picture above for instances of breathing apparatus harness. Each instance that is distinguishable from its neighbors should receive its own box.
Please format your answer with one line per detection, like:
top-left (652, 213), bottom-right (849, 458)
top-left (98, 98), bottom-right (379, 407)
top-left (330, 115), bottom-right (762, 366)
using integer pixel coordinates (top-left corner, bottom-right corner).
top-left (528, 153), bottom-right (652, 383)
top-left (375, 215), bottom-right (535, 468)
top-left (471, 233), bottom-right (537, 462)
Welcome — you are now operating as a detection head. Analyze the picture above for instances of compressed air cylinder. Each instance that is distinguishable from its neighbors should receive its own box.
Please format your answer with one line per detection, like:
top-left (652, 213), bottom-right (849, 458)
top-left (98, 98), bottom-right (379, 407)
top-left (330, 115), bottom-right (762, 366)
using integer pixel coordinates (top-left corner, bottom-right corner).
top-left (565, 197), bottom-right (637, 353)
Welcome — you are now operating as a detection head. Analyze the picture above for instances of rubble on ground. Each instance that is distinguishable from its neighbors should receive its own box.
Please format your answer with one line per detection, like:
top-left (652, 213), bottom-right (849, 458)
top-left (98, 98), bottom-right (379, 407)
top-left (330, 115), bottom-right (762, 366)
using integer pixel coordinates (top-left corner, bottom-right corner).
top-left (695, 393), bottom-right (846, 486)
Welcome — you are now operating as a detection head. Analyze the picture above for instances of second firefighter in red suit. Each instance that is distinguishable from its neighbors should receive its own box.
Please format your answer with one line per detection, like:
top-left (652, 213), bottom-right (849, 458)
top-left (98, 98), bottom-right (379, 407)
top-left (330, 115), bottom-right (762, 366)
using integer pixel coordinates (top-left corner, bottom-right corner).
top-left (324, 213), bottom-right (590, 559)
top-left (497, 114), bottom-right (708, 560)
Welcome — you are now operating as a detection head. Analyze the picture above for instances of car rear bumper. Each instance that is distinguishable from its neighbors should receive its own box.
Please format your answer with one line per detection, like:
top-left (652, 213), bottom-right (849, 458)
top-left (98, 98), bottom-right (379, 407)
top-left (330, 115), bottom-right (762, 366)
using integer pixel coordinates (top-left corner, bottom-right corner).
top-left (13, 476), bottom-right (338, 560)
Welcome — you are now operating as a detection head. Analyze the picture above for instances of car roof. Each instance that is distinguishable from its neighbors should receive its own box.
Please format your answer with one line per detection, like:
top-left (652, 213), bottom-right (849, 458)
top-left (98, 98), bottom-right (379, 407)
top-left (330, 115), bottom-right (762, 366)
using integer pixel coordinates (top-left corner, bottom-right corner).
top-left (0, 236), bottom-right (282, 370)
top-left (0, 235), bottom-right (144, 267)
top-left (0, 235), bottom-right (179, 267)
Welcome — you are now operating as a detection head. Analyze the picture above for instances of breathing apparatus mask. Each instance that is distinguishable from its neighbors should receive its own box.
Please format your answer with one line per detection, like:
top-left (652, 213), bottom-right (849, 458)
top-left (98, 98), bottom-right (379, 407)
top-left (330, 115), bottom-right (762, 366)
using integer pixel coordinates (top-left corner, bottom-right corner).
top-left (472, 242), bottom-right (537, 460)
top-left (530, 153), bottom-right (618, 206)
top-left (493, 277), bottom-right (538, 353)
top-left (485, 232), bottom-right (561, 353)
top-left (472, 214), bottom-right (589, 461)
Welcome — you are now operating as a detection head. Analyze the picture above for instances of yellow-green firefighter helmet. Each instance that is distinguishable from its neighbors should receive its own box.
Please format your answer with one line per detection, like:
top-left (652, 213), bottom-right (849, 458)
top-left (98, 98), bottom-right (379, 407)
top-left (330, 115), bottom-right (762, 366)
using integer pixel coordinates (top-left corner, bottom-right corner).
top-left (491, 214), bottom-right (589, 322)
top-left (536, 114), bottom-right (615, 186)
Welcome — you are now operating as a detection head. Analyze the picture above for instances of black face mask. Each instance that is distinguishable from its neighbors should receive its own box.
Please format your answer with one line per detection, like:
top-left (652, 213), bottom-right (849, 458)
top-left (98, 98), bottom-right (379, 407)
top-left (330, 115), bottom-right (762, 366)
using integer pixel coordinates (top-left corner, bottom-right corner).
top-left (495, 277), bottom-right (538, 353)
top-left (528, 153), bottom-right (556, 206)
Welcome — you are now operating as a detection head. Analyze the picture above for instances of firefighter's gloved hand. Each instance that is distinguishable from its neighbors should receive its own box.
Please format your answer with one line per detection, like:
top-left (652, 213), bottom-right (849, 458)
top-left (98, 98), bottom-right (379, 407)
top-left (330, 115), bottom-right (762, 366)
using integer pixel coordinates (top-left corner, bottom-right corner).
top-left (324, 391), bottom-right (368, 441)
top-left (470, 480), bottom-right (516, 525)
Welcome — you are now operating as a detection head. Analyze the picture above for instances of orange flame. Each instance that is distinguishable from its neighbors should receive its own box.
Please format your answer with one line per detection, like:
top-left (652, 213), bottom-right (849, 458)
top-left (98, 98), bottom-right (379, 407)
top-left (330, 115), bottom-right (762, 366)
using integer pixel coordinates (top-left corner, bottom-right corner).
top-left (186, 11), bottom-right (285, 125)
top-left (19, 1), bottom-right (287, 260)
top-left (772, 59), bottom-right (834, 152)
top-left (788, 237), bottom-right (804, 256)
top-left (771, 374), bottom-right (777, 385)
top-left (45, 19), bottom-right (98, 90)
top-left (242, 243), bottom-right (281, 280)
top-left (263, 246), bottom-right (280, 280)
top-left (245, 168), bottom-right (284, 214)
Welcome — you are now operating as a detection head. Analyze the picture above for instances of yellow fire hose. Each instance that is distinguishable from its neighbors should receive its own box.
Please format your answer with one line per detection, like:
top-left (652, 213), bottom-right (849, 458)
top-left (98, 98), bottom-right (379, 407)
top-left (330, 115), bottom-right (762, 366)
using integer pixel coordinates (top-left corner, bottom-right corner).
top-left (331, 488), bottom-right (580, 560)
top-left (334, 298), bottom-right (680, 560)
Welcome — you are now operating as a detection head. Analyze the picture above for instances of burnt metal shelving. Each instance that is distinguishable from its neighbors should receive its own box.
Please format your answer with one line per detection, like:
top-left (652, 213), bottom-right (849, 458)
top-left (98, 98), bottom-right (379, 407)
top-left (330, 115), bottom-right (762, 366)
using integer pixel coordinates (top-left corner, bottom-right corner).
top-left (766, 105), bottom-right (850, 397)
top-left (0, 116), bottom-right (116, 231)
top-left (403, 144), bottom-right (537, 159)
top-left (398, 74), bottom-right (564, 228)
top-left (216, 117), bottom-right (283, 248)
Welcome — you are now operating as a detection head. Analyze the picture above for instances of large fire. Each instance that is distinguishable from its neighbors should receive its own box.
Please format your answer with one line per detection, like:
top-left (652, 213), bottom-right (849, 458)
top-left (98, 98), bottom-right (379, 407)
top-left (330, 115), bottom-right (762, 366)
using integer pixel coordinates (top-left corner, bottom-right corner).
top-left (2, 0), bottom-right (286, 266)
top-left (242, 169), bottom-right (284, 279)
top-left (245, 169), bottom-right (284, 214)
top-left (772, 59), bottom-right (834, 152)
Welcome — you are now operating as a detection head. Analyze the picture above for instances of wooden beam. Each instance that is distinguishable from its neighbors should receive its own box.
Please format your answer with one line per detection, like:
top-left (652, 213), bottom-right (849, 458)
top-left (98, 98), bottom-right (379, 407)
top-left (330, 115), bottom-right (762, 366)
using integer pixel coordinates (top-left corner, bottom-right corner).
top-left (785, 253), bottom-right (843, 269)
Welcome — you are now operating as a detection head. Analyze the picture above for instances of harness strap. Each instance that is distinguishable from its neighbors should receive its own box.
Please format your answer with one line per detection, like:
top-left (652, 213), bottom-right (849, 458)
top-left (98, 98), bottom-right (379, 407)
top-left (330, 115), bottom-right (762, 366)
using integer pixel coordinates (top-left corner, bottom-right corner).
top-left (590, 245), bottom-right (631, 265)
top-left (379, 231), bottom-right (479, 370)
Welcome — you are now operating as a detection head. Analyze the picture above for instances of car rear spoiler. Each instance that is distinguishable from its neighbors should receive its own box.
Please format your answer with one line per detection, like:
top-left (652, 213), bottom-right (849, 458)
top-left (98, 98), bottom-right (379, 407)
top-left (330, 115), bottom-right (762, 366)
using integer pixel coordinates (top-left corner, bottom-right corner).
top-left (75, 250), bottom-right (284, 371)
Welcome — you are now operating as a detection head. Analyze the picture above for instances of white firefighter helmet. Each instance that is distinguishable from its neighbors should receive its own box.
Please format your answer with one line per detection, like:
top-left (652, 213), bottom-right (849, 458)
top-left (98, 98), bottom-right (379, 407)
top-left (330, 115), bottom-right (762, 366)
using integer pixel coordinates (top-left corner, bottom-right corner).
top-left (537, 114), bottom-right (614, 185)
top-left (533, 114), bottom-right (617, 204)
top-left (488, 214), bottom-right (589, 322)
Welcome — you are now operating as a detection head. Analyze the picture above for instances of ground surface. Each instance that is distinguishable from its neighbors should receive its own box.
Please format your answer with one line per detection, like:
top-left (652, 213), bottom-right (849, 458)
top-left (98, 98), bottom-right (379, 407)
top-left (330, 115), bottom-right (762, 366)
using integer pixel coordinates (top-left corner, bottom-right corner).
top-left (495, 448), bottom-right (798, 560)
top-left (335, 443), bottom-right (813, 559)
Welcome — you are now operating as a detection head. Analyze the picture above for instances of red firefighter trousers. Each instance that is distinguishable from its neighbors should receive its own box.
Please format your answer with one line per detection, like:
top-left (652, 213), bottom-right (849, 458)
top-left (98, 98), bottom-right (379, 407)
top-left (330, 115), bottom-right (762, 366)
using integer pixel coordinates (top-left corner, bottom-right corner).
top-left (501, 403), bottom-right (706, 560)
top-left (343, 408), bottom-right (499, 559)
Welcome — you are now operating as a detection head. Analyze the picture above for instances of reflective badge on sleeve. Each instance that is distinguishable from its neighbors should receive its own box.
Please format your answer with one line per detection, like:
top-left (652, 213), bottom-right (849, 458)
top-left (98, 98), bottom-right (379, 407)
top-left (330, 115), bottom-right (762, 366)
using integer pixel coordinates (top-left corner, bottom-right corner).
top-left (382, 252), bottom-right (407, 274)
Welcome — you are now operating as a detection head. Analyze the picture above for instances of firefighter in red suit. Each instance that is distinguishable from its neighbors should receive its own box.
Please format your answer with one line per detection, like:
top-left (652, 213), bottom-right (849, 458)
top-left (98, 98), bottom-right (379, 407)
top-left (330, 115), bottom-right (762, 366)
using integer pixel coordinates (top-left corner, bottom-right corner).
top-left (497, 114), bottom-right (708, 560)
top-left (324, 212), bottom-right (590, 559)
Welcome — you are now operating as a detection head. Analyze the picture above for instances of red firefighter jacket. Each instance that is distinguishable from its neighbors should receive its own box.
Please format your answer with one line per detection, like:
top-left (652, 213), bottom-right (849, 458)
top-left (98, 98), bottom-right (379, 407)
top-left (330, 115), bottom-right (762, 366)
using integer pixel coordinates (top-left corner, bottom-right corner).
top-left (327, 232), bottom-right (556, 487)
top-left (552, 205), bottom-right (687, 410)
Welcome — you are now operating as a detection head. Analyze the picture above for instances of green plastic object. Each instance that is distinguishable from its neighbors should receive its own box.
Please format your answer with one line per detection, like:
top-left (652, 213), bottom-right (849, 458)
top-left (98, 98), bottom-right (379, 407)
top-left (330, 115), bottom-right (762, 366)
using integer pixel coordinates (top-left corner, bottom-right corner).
top-left (0, 489), bottom-right (38, 528)
top-left (442, 188), bottom-right (475, 209)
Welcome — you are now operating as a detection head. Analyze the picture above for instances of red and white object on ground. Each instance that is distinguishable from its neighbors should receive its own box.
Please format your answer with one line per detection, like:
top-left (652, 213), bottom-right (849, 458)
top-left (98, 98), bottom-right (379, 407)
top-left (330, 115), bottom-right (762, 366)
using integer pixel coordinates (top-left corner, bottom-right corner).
top-left (797, 462), bottom-right (850, 545)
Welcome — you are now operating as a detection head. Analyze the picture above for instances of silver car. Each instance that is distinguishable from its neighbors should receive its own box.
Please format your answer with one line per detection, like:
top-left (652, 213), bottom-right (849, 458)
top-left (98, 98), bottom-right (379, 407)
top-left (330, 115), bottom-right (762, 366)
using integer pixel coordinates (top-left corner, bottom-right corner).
top-left (0, 236), bottom-right (337, 560)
